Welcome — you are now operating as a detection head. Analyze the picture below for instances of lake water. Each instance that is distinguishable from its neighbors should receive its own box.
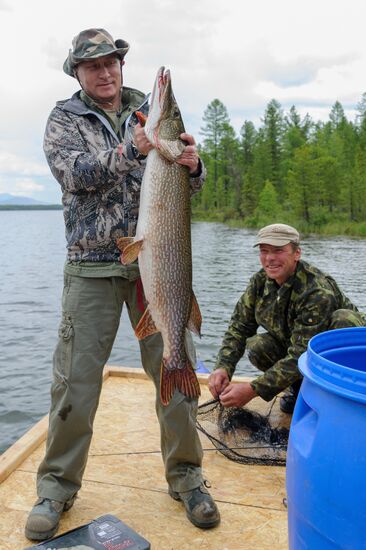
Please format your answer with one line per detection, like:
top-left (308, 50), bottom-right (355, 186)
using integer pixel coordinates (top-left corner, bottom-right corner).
top-left (1, 210), bottom-right (366, 454)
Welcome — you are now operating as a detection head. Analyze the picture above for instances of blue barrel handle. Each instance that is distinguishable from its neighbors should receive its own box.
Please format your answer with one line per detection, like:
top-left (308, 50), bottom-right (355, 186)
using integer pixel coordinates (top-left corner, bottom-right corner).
top-left (290, 392), bottom-right (318, 459)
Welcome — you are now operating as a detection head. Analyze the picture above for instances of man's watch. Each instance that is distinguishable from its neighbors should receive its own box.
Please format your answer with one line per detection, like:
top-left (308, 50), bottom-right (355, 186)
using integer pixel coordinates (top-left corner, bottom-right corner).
top-left (189, 158), bottom-right (202, 178)
top-left (126, 142), bottom-right (146, 161)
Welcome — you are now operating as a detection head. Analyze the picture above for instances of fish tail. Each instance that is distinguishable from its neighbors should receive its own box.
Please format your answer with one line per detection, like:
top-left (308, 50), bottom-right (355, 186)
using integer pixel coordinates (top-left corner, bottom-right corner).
top-left (160, 360), bottom-right (201, 406)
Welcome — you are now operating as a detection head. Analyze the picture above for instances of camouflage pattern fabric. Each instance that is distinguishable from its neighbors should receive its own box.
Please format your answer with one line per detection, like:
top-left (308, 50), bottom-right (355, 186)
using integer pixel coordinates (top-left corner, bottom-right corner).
top-left (214, 260), bottom-right (366, 401)
top-left (246, 332), bottom-right (287, 372)
top-left (43, 87), bottom-right (205, 263)
top-left (63, 28), bottom-right (129, 77)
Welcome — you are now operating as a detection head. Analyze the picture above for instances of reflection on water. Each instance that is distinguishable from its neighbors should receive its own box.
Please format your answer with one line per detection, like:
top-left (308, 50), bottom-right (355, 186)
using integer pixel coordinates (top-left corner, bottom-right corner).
top-left (1, 211), bottom-right (366, 453)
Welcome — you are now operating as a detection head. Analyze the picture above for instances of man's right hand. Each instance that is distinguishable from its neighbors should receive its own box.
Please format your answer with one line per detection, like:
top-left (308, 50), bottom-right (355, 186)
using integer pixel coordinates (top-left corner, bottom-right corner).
top-left (208, 368), bottom-right (230, 399)
top-left (133, 123), bottom-right (154, 156)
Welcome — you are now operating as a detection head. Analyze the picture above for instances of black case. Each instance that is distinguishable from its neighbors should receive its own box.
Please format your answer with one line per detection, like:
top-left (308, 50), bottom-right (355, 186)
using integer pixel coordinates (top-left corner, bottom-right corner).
top-left (24, 514), bottom-right (151, 549)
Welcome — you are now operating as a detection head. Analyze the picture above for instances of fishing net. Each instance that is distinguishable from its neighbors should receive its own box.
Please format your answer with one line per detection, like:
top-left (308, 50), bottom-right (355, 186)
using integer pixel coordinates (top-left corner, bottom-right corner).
top-left (196, 398), bottom-right (290, 466)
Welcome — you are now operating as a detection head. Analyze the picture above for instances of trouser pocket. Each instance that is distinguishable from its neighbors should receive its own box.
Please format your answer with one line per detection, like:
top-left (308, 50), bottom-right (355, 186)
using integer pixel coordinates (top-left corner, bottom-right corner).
top-left (53, 313), bottom-right (74, 384)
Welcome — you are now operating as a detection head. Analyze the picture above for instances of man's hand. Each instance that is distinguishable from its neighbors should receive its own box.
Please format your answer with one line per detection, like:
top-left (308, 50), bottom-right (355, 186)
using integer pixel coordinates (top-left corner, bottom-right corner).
top-left (219, 382), bottom-right (257, 408)
top-left (177, 133), bottom-right (200, 175)
top-left (208, 368), bottom-right (230, 399)
top-left (133, 123), bottom-right (154, 156)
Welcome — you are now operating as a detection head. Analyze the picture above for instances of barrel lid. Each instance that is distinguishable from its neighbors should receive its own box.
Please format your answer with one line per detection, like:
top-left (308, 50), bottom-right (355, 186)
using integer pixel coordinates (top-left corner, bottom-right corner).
top-left (299, 327), bottom-right (366, 403)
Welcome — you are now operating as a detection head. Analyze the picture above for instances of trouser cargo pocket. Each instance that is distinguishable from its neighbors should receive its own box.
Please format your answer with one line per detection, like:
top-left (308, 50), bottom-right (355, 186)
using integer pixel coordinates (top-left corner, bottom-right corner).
top-left (53, 314), bottom-right (74, 385)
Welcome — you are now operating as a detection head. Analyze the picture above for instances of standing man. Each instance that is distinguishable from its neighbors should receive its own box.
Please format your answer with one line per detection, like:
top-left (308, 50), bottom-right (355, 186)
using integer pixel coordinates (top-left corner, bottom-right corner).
top-left (25, 28), bottom-right (219, 541)
top-left (208, 223), bottom-right (366, 411)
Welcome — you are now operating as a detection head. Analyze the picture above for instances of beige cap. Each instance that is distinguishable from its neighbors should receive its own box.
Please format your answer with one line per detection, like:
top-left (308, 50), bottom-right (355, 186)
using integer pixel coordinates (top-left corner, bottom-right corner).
top-left (253, 223), bottom-right (300, 247)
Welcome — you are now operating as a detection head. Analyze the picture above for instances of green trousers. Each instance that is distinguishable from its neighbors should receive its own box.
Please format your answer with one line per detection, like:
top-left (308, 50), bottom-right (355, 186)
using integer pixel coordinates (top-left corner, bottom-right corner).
top-left (37, 274), bottom-right (203, 502)
top-left (246, 308), bottom-right (366, 380)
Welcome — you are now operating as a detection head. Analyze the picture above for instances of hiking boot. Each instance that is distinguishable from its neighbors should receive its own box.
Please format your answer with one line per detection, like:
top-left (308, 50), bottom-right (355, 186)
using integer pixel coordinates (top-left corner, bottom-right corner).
top-left (280, 381), bottom-right (302, 414)
top-left (25, 496), bottom-right (76, 541)
top-left (169, 482), bottom-right (220, 529)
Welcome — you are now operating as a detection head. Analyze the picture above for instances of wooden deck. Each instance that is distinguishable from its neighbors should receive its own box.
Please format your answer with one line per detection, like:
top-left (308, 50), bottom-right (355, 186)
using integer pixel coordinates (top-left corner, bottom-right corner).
top-left (0, 367), bottom-right (289, 549)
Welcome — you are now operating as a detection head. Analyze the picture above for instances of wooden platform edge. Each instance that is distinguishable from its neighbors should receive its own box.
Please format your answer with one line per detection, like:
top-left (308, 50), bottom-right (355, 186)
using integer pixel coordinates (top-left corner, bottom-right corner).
top-left (105, 365), bottom-right (252, 385)
top-left (0, 365), bottom-right (252, 484)
top-left (0, 414), bottom-right (49, 484)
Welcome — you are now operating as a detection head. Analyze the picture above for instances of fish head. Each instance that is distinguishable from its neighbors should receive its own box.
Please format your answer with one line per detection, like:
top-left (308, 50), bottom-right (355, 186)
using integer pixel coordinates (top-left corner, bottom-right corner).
top-left (145, 66), bottom-right (186, 162)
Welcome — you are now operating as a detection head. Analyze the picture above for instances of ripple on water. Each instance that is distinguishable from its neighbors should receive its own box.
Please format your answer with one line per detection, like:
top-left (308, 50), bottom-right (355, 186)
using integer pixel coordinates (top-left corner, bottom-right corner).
top-left (1, 213), bottom-right (366, 452)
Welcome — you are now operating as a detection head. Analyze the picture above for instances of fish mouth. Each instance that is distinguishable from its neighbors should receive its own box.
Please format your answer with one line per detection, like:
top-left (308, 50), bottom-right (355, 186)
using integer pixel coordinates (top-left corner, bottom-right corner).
top-left (145, 66), bottom-right (184, 158)
top-left (146, 66), bottom-right (170, 145)
top-left (149, 66), bottom-right (170, 110)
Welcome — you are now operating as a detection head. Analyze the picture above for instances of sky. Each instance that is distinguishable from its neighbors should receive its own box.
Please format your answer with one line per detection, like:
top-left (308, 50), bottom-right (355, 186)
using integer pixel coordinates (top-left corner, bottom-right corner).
top-left (2, 0), bottom-right (366, 204)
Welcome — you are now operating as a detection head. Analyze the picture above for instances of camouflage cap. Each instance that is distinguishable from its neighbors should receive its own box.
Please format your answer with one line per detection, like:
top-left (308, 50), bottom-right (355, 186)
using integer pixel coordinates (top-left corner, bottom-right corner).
top-left (63, 28), bottom-right (129, 77)
top-left (253, 223), bottom-right (300, 247)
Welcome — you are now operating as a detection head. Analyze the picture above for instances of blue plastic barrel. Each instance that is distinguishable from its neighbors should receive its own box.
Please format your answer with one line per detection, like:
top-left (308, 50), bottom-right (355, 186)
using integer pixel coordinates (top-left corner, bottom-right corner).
top-left (195, 359), bottom-right (209, 373)
top-left (286, 327), bottom-right (366, 550)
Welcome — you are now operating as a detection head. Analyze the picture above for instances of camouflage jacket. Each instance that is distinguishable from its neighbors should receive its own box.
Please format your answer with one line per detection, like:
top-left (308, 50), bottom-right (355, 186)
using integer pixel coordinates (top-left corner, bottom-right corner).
top-left (44, 87), bottom-right (205, 262)
top-left (214, 260), bottom-right (360, 401)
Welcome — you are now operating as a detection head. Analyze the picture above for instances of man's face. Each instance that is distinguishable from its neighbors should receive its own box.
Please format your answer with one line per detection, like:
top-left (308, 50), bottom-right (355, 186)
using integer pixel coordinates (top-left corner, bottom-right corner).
top-left (76, 54), bottom-right (122, 104)
top-left (259, 243), bottom-right (301, 285)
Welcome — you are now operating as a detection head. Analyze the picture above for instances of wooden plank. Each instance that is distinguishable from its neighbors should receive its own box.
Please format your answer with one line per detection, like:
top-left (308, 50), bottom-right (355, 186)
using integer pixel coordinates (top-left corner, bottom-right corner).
top-left (0, 365), bottom-right (125, 483)
top-left (0, 367), bottom-right (273, 484)
top-left (0, 415), bottom-right (49, 484)
top-left (0, 371), bottom-right (288, 549)
top-left (104, 365), bottom-right (150, 380)
top-left (1, 470), bottom-right (288, 550)
top-left (105, 364), bottom-right (252, 385)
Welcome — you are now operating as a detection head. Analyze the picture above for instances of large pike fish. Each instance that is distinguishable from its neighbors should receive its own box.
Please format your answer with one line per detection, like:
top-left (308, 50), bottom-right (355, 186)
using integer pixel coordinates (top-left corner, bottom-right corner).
top-left (117, 67), bottom-right (202, 406)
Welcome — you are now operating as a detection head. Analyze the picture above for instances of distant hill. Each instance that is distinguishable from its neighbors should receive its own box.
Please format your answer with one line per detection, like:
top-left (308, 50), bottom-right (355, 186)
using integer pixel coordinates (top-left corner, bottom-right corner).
top-left (0, 193), bottom-right (48, 206)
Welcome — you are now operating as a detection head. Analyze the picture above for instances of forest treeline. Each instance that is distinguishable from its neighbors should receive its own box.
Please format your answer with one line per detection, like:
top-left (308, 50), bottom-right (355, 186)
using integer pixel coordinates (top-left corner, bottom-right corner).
top-left (192, 94), bottom-right (366, 236)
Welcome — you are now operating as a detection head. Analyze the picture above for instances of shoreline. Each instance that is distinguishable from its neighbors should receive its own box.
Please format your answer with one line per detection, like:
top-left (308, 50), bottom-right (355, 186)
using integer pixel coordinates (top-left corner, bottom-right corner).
top-left (0, 205), bottom-right (62, 211)
top-left (2, 206), bottom-right (366, 238)
top-left (192, 212), bottom-right (366, 239)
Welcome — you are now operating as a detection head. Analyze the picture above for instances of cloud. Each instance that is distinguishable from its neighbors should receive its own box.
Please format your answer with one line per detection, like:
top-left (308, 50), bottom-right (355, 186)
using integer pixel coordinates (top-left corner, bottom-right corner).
top-left (0, 175), bottom-right (44, 196)
top-left (0, 151), bottom-right (49, 176)
top-left (267, 53), bottom-right (356, 88)
top-left (42, 36), bottom-right (70, 72)
top-left (3, 0), bottom-right (366, 202)
top-left (0, 0), bottom-right (12, 10)
top-left (255, 57), bottom-right (366, 111)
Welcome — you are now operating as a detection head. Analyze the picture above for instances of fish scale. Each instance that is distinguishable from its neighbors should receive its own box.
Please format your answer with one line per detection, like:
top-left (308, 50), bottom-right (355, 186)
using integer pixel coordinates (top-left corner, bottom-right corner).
top-left (117, 67), bottom-right (201, 405)
top-left (141, 151), bottom-right (191, 355)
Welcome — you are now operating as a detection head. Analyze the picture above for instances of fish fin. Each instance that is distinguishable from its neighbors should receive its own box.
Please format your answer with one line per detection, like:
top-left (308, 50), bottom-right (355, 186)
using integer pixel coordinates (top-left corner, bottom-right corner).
top-left (136, 111), bottom-right (147, 126)
top-left (116, 236), bottom-right (134, 252)
top-left (187, 291), bottom-right (202, 337)
top-left (120, 239), bottom-right (144, 265)
top-left (135, 307), bottom-right (158, 340)
top-left (160, 361), bottom-right (201, 406)
top-left (160, 364), bottom-right (176, 406)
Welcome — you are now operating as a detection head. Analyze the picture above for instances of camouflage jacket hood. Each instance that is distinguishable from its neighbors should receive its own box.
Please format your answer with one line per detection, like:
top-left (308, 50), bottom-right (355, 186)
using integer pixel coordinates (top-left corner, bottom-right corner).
top-left (215, 259), bottom-right (362, 400)
top-left (44, 87), bottom-right (204, 262)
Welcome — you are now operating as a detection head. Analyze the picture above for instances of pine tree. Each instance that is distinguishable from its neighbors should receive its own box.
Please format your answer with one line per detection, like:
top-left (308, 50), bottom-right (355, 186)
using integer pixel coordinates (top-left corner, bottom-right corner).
top-left (286, 145), bottom-right (316, 223)
top-left (200, 99), bottom-right (231, 208)
top-left (240, 121), bottom-right (258, 218)
top-left (262, 99), bottom-right (284, 195)
top-left (193, 92), bottom-right (366, 231)
top-left (254, 180), bottom-right (282, 225)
